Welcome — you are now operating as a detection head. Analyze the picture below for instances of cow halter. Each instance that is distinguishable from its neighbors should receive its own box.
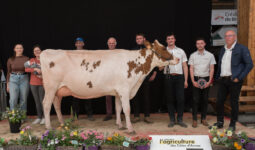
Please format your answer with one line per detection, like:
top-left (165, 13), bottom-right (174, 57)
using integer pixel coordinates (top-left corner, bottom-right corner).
top-left (149, 48), bottom-right (172, 61)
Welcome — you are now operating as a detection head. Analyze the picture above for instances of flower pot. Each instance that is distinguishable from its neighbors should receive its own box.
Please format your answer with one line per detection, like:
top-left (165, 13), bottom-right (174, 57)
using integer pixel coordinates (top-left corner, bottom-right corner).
top-left (4, 145), bottom-right (38, 150)
top-left (9, 121), bottom-right (21, 133)
top-left (245, 143), bottom-right (255, 150)
top-left (56, 146), bottom-right (83, 150)
top-left (85, 145), bottom-right (98, 150)
top-left (212, 144), bottom-right (231, 150)
top-left (136, 145), bottom-right (150, 150)
top-left (100, 145), bottom-right (123, 150)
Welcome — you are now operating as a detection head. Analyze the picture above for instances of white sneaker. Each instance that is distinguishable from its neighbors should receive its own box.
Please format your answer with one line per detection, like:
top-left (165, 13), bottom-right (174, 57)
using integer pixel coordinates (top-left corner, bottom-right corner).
top-left (32, 118), bottom-right (41, 124)
top-left (40, 118), bottom-right (45, 125)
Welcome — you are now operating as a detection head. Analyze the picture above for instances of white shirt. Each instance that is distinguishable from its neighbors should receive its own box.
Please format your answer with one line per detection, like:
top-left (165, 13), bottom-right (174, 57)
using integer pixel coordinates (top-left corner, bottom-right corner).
top-left (220, 41), bottom-right (236, 77)
top-left (188, 50), bottom-right (216, 77)
top-left (164, 46), bottom-right (187, 74)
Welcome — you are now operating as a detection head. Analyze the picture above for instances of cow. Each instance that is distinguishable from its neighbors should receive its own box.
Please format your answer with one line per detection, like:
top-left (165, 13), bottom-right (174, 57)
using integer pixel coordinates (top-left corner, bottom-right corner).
top-left (40, 40), bottom-right (179, 134)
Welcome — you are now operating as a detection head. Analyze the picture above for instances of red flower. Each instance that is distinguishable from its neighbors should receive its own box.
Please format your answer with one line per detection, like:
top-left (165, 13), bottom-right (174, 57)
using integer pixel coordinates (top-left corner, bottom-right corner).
top-left (148, 137), bottom-right (152, 140)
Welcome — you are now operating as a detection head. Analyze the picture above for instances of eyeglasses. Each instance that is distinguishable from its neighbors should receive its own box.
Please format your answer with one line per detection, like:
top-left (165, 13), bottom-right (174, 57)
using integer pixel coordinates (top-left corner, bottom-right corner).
top-left (225, 35), bottom-right (235, 38)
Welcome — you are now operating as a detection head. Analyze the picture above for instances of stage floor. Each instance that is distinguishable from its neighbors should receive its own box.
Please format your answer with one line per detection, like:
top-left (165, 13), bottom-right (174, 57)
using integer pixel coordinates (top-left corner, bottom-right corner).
top-left (0, 113), bottom-right (255, 140)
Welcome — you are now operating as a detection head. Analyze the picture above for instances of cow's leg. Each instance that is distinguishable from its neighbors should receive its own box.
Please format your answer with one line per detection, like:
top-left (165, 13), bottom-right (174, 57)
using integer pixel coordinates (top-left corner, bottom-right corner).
top-left (43, 89), bottom-right (57, 129)
top-left (53, 96), bottom-right (64, 125)
top-left (121, 96), bottom-right (135, 135)
top-left (115, 96), bottom-right (126, 130)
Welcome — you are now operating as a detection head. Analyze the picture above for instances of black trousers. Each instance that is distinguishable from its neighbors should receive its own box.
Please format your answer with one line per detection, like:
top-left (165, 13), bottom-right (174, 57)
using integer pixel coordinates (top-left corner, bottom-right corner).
top-left (164, 75), bottom-right (185, 122)
top-left (216, 78), bottom-right (242, 126)
top-left (133, 80), bottom-right (151, 117)
top-left (72, 98), bottom-right (93, 118)
top-left (192, 77), bottom-right (209, 121)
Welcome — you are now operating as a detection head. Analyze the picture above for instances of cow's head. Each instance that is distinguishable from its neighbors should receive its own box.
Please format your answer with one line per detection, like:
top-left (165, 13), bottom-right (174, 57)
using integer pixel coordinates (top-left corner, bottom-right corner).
top-left (144, 40), bottom-right (179, 67)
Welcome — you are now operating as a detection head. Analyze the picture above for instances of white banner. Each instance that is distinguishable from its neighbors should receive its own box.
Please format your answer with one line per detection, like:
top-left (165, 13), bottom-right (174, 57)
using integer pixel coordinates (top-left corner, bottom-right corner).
top-left (150, 135), bottom-right (212, 150)
top-left (211, 9), bottom-right (237, 25)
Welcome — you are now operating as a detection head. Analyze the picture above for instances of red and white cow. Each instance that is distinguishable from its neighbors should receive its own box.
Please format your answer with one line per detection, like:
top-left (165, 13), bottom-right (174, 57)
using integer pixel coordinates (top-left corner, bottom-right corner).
top-left (40, 40), bottom-right (178, 134)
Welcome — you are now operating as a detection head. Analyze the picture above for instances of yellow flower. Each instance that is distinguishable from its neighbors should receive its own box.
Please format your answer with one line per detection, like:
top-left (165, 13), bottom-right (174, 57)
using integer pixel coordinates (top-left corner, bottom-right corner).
top-left (107, 137), bottom-right (112, 141)
top-left (217, 131), bottom-right (221, 136)
top-left (73, 131), bottom-right (78, 136)
top-left (220, 133), bottom-right (225, 137)
top-left (12, 110), bottom-right (15, 114)
top-left (212, 137), bottom-right (218, 143)
top-left (227, 130), bottom-right (233, 137)
top-left (114, 133), bottom-right (118, 137)
top-left (65, 126), bottom-right (69, 130)
top-left (234, 142), bottom-right (238, 147)
top-left (236, 145), bottom-right (242, 150)
top-left (20, 130), bottom-right (24, 135)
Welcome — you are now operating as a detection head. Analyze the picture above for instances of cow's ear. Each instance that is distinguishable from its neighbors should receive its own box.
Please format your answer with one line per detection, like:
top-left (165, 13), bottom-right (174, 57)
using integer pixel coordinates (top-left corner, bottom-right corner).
top-left (144, 40), bottom-right (152, 49)
top-left (154, 39), bottom-right (166, 50)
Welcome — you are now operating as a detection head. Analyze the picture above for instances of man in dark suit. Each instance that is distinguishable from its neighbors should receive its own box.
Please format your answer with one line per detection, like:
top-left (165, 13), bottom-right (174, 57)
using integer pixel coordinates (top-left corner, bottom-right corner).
top-left (209, 30), bottom-right (253, 131)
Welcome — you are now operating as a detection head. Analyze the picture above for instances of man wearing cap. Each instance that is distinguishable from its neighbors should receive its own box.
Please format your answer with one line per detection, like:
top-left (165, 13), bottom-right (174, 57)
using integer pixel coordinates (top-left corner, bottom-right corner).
top-left (103, 37), bottom-right (117, 121)
top-left (188, 37), bottom-right (216, 128)
top-left (72, 37), bottom-right (95, 121)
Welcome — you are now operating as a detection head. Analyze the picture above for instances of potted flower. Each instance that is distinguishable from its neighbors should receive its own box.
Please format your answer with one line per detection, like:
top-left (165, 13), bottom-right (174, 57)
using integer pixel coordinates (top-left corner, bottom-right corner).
top-left (101, 133), bottom-right (132, 150)
top-left (80, 130), bottom-right (104, 150)
top-left (132, 136), bottom-right (152, 150)
top-left (2, 107), bottom-right (26, 133)
top-left (4, 126), bottom-right (38, 150)
top-left (209, 126), bottom-right (255, 150)
top-left (40, 130), bottom-right (60, 150)
top-left (56, 130), bottom-right (83, 150)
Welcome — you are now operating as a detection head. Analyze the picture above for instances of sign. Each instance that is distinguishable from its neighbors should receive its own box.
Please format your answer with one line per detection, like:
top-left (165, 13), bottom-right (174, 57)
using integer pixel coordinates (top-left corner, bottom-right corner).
top-left (150, 135), bottom-right (212, 150)
top-left (211, 9), bottom-right (237, 25)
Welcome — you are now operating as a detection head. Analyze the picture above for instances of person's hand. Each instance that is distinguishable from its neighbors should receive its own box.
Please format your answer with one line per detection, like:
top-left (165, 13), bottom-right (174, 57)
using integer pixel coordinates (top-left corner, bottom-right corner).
top-left (149, 75), bottom-right (155, 82)
top-left (204, 82), bottom-right (211, 89)
top-left (184, 81), bottom-right (188, 88)
top-left (192, 81), bottom-right (199, 88)
top-left (233, 78), bottom-right (239, 83)
top-left (34, 68), bottom-right (42, 74)
top-left (6, 83), bottom-right (9, 93)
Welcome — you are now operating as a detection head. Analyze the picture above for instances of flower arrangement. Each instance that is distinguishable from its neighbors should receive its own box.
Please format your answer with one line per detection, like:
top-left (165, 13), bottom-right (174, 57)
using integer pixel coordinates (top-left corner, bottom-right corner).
top-left (57, 130), bottom-right (82, 148)
top-left (80, 130), bottom-right (104, 147)
top-left (40, 130), bottom-right (59, 150)
top-left (131, 136), bottom-right (152, 147)
top-left (104, 133), bottom-right (126, 146)
top-left (209, 126), bottom-right (255, 150)
top-left (17, 126), bottom-right (38, 146)
top-left (2, 107), bottom-right (26, 123)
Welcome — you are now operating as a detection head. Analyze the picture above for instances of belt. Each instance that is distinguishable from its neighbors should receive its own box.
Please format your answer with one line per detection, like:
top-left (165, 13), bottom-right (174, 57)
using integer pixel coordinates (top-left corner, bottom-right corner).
top-left (194, 76), bottom-right (209, 80)
top-left (169, 73), bottom-right (182, 76)
top-left (220, 76), bottom-right (232, 80)
top-left (11, 72), bottom-right (27, 75)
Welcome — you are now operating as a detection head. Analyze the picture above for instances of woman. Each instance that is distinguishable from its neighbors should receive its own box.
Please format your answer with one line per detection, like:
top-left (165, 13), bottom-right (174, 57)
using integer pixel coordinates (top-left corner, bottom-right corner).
top-left (25, 45), bottom-right (45, 124)
top-left (7, 44), bottom-right (29, 111)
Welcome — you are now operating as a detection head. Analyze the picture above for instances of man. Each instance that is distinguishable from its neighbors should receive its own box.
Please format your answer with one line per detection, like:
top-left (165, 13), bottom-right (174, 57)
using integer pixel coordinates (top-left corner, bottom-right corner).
top-left (132, 33), bottom-right (157, 124)
top-left (103, 37), bottom-right (117, 121)
top-left (72, 37), bottom-right (95, 121)
top-left (188, 37), bottom-right (216, 128)
top-left (209, 30), bottom-right (253, 131)
top-left (164, 33), bottom-right (188, 128)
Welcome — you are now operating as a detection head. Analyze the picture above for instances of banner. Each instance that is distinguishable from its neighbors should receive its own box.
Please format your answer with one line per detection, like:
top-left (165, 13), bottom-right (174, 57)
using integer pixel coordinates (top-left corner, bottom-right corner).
top-left (150, 135), bottom-right (212, 150)
top-left (211, 9), bottom-right (237, 25)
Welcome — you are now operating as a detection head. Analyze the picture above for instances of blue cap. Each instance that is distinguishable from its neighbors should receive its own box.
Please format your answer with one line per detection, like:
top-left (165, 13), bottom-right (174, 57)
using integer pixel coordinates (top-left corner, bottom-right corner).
top-left (76, 37), bottom-right (84, 42)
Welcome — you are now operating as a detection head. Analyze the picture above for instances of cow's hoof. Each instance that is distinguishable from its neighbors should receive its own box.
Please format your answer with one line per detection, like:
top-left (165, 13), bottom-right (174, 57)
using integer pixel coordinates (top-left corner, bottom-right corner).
top-left (125, 131), bottom-right (136, 135)
top-left (118, 127), bottom-right (127, 130)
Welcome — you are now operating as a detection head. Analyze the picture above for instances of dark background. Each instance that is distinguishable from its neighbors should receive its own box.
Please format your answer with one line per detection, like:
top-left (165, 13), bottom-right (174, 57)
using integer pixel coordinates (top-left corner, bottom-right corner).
top-left (0, 0), bottom-right (212, 115)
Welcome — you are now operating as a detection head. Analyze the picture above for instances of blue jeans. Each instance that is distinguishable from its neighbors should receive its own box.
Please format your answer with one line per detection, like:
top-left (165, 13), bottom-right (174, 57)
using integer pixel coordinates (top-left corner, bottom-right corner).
top-left (9, 74), bottom-right (29, 111)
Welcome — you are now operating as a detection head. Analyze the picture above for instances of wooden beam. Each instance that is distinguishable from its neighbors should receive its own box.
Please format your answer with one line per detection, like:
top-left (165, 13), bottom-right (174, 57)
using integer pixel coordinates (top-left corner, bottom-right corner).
top-left (238, 0), bottom-right (255, 95)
